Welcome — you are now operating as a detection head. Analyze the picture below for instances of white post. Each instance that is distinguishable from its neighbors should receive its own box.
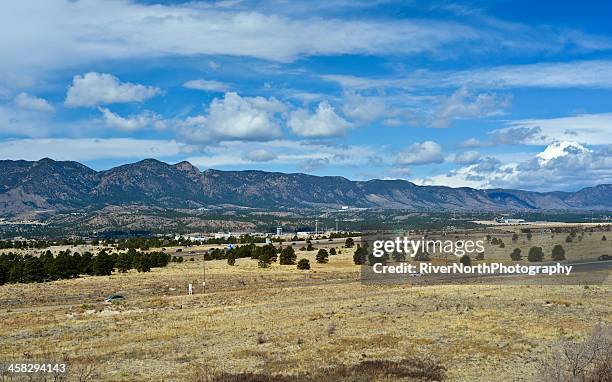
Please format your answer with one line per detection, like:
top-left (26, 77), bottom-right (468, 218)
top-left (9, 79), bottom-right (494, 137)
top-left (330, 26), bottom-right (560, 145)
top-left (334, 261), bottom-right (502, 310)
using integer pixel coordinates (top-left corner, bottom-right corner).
top-left (188, 283), bottom-right (193, 296)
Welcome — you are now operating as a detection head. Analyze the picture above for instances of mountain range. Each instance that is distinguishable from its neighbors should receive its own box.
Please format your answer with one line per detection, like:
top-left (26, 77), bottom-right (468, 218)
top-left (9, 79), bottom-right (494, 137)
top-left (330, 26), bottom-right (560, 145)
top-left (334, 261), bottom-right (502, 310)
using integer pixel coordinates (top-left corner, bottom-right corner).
top-left (0, 158), bottom-right (610, 217)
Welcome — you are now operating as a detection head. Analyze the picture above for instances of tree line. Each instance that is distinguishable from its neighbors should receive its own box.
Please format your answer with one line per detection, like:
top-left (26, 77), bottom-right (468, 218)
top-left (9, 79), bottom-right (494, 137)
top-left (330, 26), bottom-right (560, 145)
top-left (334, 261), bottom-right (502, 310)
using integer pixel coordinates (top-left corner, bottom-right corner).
top-left (0, 249), bottom-right (171, 285)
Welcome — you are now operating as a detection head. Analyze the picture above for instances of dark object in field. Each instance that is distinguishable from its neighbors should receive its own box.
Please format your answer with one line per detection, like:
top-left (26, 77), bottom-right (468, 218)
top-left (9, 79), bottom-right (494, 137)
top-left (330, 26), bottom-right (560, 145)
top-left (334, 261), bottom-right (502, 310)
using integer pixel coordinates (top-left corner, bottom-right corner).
top-left (598, 254), bottom-right (611, 261)
top-left (104, 294), bottom-right (125, 303)
top-left (175, 248), bottom-right (182, 252)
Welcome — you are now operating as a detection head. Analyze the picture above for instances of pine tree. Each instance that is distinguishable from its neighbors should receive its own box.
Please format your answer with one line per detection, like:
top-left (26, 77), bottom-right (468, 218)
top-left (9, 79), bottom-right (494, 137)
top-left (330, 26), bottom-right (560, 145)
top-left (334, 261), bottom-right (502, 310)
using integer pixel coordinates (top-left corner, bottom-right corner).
top-left (329, 248), bottom-right (337, 256)
top-left (116, 252), bottom-right (131, 273)
top-left (353, 245), bottom-right (364, 265)
top-left (23, 256), bottom-right (45, 282)
top-left (297, 259), bottom-right (310, 270)
top-left (510, 248), bottom-right (522, 261)
top-left (345, 237), bottom-right (355, 248)
top-left (528, 246), bottom-right (544, 262)
top-left (316, 249), bottom-right (329, 264)
top-left (279, 246), bottom-right (297, 265)
top-left (227, 252), bottom-right (236, 266)
top-left (93, 251), bottom-right (114, 276)
top-left (551, 244), bottom-right (566, 261)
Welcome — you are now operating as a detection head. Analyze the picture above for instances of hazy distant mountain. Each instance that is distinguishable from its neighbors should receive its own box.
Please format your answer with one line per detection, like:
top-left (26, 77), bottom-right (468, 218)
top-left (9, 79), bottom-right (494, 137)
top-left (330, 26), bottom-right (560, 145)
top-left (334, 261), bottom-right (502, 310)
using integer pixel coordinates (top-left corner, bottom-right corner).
top-left (0, 158), bottom-right (610, 216)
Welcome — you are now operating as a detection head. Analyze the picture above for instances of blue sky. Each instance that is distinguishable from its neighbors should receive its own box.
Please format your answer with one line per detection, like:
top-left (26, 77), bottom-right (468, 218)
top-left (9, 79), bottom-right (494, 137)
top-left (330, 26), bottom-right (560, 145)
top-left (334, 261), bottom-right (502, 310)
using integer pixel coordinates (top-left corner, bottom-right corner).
top-left (1, 0), bottom-right (611, 191)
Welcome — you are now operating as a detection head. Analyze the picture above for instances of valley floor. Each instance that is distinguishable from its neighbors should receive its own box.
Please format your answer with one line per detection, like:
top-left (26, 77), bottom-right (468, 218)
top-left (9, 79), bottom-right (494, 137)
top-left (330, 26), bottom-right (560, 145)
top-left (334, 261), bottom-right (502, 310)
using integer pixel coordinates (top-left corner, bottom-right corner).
top-left (0, 252), bottom-right (610, 381)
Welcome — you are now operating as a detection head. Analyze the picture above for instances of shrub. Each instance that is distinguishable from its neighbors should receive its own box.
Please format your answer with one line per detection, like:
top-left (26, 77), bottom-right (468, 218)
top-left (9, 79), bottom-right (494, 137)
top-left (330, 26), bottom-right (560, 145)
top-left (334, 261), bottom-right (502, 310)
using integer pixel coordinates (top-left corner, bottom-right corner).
top-left (297, 259), bottom-right (310, 270)
top-left (306, 243), bottom-right (314, 251)
top-left (329, 248), bottom-right (337, 256)
top-left (528, 246), bottom-right (544, 262)
top-left (538, 324), bottom-right (611, 382)
top-left (315, 249), bottom-right (329, 264)
top-left (459, 255), bottom-right (471, 266)
top-left (227, 252), bottom-right (236, 266)
top-left (353, 245), bottom-right (364, 265)
top-left (345, 237), bottom-right (354, 248)
top-left (510, 248), bottom-right (522, 261)
top-left (551, 244), bottom-right (566, 261)
top-left (279, 246), bottom-right (297, 265)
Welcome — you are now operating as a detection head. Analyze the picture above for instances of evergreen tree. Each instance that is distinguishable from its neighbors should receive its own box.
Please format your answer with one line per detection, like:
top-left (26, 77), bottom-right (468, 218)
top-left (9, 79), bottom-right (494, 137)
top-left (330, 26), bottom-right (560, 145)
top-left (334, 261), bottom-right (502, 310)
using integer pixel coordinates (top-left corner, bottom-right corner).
top-left (297, 258), bottom-right (310, 270)
top-left (510, 248), bottom-right (522, 261)
top-left (316, 249), bottom-right (329, 264)
top-left (279, 246), bottom-right (297, 265)
top-left (227, 252), bottom-right (236, 266)
top-left (23, 256), bottom-right (45, 282)
top-left (353, 245), bottom-right (364, 265)
top-left (345, 237), bottom-right (355, 248)
top-left (116, 252), bottom-right (131, 273)
top-left (551, 244), bottom-right (566, 261)
top-left (528, 246), bottom-right (544, 262)
top-left (329, 248), bottom-right (337, 256)
top-left (93, 251), bottom-right (114, 276)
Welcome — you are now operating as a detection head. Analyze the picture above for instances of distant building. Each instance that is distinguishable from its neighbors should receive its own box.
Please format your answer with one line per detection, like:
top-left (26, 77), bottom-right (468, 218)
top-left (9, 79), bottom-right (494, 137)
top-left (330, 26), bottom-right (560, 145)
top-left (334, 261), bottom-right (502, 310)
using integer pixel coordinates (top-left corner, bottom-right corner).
top-left (276, 227), bottom-right (282, 236)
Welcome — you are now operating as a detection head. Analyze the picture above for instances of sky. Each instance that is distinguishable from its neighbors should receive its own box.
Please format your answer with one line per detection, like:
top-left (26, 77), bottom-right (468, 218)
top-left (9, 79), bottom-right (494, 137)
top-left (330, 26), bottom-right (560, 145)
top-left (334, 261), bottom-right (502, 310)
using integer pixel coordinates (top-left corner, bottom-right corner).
top-left (1, 0), bottom-right (611, 192)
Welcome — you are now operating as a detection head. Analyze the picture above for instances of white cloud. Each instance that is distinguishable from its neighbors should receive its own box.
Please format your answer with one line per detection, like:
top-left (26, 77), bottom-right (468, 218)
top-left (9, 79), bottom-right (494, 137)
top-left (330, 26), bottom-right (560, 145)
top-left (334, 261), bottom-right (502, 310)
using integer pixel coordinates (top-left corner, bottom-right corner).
top-left (288, 101), bottom-right (351, 137)
top-left (13, 92), bottom-right (54, 112)
top-left (184, 139), bottom-right (383, 169)
top-left (396, 141), bottom-right (444, 165)
top-left (536, 141), bottom-right (591, 164)
top-left (180, 92), bottom-right (285, 142)
top-left (242, 149), bottom-right (277, 162)
top-left (0, 138), bottom-right (192, 161)
top-left (446, 60), bottom-right (612, 89)
top-left (414, 141), bottom-right (612, 191)
top-left (0, 0), bottom-right (479, 76)
top-left (504, 113), bottom-right (612, 145)
top-left (453, 150), bottom-right (481, 164)
top-left (341, 92), bottom-right (388, 124)
top-left (183, 79), bottom-right (229, 92)
top-left (430, 87), bottom-right (511, 128)
top-left (324, 60), bottom-right (612, 92)
top-left (65, 72), bottom-right (161, 107)
top-left (99, 107), bottom-right (166, 131)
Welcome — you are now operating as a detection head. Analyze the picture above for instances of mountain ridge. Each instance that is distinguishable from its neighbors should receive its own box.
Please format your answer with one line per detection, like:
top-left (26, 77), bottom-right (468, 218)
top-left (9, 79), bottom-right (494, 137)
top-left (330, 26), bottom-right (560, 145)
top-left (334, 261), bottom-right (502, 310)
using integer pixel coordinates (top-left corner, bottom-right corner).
top-left (0, 158), bottom-right (610, 216)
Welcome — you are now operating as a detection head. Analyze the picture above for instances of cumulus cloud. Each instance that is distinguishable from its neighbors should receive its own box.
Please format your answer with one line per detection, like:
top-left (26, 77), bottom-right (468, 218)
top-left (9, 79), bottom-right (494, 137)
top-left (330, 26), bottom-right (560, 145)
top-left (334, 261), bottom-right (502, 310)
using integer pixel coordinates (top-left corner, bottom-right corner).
top-left (242, 149), bottom-right (277, 162)
top-left (415, 141), bottom-right (612, 191)
top-left (341, 92), bottom-right (388, 124)
top-left (504, 113), bottom-right (612, 145)
top-left (14, 92), bottom-right (54, 112)
top-left (183, 79), bottom-right (229, 92)
top-left (99, 107), bottom-right (166, 131)
top-left (430, 87), bottom-right (511, 128)
top-left (288, 101), bottom-right (351, 138)
top-left (453, 150), bottom-right (481, 164)
top-left (65, 72), bottom-right (161, 107)
top-left (460, 126), bottom-right (542, 148)
top-left (396, 141), bottom-right (444, 165)
top-left (179, 92), bottom-right (285, 142)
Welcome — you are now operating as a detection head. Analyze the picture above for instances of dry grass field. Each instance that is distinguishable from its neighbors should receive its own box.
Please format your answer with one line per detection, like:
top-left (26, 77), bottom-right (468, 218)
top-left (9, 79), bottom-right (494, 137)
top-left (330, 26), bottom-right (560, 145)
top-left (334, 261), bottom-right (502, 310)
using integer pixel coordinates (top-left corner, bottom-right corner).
top-left (1, 237), bottom-right (611, 381)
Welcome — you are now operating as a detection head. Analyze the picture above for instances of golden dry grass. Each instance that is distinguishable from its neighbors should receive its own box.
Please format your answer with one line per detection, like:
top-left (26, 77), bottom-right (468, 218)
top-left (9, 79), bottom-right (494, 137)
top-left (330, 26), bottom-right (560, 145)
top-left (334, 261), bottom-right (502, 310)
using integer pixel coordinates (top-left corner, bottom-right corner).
top-left (0, 244), bottom-right (610, 381)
